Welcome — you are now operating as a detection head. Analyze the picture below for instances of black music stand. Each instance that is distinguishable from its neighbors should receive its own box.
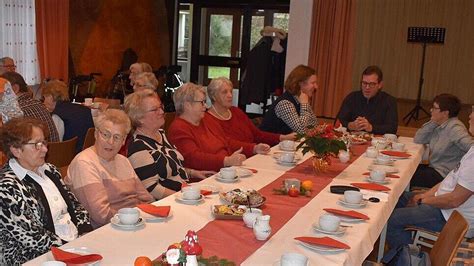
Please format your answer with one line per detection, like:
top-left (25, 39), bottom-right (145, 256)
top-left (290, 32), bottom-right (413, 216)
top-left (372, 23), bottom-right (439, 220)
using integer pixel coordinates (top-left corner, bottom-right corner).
top-left (403, 27), bottom-right (446, 125)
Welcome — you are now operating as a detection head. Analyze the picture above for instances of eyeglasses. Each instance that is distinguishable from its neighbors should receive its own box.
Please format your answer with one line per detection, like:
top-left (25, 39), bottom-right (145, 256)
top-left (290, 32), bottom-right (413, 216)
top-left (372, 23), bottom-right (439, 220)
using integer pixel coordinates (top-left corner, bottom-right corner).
top-left (145, 105), bottom-right (164, 113)
top-left (360, 81), bottom-right (379, 89)
top-left (191, 100), bottom-right (207, 106)
top-left (96, 128), bottom-right (125, 143)
top-left (24, 140), bottom-right (48, 150)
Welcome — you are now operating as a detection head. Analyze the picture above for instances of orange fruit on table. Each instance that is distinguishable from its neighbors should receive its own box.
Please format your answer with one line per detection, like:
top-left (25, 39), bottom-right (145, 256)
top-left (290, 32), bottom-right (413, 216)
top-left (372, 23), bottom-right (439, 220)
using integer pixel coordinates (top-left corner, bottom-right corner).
top-left (302, 180), bottom-right (313, 191)
top-left (134, 256), bottom-right (153, 266)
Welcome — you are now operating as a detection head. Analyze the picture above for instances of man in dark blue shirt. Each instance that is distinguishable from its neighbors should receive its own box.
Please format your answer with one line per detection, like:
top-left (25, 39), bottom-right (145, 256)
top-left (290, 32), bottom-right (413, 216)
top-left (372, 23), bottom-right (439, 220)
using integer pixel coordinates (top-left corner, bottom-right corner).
top-left (336, 65), bottom-right (398, 134)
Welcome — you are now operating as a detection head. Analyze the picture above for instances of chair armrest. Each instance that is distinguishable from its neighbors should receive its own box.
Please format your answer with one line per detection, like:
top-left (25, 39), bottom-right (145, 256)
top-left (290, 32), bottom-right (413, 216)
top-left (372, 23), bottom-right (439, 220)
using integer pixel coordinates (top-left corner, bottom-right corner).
top-left (404, 226), bottom-right (440, 237)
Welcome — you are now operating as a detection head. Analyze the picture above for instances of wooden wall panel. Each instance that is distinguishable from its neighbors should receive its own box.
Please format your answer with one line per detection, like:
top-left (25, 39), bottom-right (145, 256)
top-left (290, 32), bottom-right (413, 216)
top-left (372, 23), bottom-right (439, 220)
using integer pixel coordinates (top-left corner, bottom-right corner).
top-left (352, 0), bottom-right (474, 104)
top-left (69, 0), bottom-right (170, 96)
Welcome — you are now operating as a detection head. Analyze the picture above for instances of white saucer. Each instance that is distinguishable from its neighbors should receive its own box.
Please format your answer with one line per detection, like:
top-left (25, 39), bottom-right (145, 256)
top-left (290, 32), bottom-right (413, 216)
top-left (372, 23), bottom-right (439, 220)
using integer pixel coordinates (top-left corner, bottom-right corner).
top-left (141, 210), bottom-right (173, 222)
top-left (110, 216), bottom-right (145, 230)
top-left (312, 223), bottom-right (346, 235)
top-left (236, 168), bottom-right (253, 178)
top-left (297, 241), bottom-right (345, 254)
top-left (276, 159), bottom-right (297, 166)
top-left (366, 177), bottom-right (390, 184)
top-left (373, 160), bottom-right (394, 166)
top-left (368, 164), bottom-right (399, 174)
top-left (175, 194), bottom-right (205, 204)
top-left (279, 145), bottom-right (296, 152)
top-left (273, 259), bottom-right (310, 266)
top-left (272, 152), bottom-right (302, 161)
top-left (216, 175), bottom-right (240, 183)
top-left (337, 197), bottom-right (367, 209)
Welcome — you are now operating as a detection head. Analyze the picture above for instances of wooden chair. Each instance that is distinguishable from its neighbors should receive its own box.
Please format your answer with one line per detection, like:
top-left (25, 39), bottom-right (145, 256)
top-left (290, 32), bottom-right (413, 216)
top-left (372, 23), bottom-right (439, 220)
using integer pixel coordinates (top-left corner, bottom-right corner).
top-left (46, 136), bottom-right (78, 168)
top-left (82, 127), bottom-right (96, 150)
top-left (397, 125), bottom-right (419, 138)
top-left (163, 112), bottom-right (176, 133)
top-left (93, 97), bottom-right (121, 109)
top-left (408, 210), bottom-right (469, 265)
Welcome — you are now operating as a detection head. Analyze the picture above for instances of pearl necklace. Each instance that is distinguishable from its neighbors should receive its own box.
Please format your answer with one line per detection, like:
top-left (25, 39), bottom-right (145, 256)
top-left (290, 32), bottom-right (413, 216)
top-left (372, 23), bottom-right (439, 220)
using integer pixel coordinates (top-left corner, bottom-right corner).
top-left (211, 105), bottom-right (232, 120)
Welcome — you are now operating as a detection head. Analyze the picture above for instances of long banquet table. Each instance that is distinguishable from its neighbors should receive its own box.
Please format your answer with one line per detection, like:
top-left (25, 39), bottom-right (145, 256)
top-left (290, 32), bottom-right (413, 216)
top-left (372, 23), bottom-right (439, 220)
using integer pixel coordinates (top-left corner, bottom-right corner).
top-left (25, 137), bottom-right (423, 265)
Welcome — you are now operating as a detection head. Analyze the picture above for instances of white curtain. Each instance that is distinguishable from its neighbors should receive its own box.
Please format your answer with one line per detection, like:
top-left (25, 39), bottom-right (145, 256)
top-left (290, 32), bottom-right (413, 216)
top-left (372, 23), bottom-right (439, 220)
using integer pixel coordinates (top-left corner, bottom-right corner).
top-left (0, 0), bottom-right (41, 85)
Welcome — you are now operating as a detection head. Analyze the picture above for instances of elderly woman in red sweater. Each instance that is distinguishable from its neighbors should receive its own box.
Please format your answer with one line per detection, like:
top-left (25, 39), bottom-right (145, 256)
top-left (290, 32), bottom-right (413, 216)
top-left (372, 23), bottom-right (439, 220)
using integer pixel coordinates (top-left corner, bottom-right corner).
top-left (206, 77), bottom-right (296, 146)
top-left (168, 82), bottom-right (270, 171)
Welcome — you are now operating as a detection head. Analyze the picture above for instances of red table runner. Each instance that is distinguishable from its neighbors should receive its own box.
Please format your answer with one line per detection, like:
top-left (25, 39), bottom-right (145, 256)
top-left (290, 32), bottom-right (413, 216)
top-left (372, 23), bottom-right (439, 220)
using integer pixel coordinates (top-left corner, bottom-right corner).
top-left (196, 144), bottom-right (368, 264)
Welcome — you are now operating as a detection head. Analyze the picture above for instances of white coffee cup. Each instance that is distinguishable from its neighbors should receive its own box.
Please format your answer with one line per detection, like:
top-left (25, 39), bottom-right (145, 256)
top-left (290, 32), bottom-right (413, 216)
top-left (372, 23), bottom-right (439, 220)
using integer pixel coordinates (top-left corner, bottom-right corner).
top-left (344, 190), bottom-right (363, 204)
top-left (220, 167), bottom-right (236, 179)
top-left (243, 208), bottom-right (262, 228)
top-left (281, 252), bottom-right (308, 266)
top-left (370, 169), bottom-right (386, 182)
top-left (280, 140), bottom-right (295, 150)
top-left (117, 208), bottom-right (140, 225)
top-left (319, 214), bottom-right (341, 232)
top-left (338, 150), bottom-right (350, 163)
top-left (84, 98), bottom-right (93, 106)
top-left (384, 133), bottom-right (398, 142)
top-left (371, 138), bottom-right (387, 149)
top-left (376, 154), bottom-right (391, 165)
top-left (280, 152), bottom-right (295, 163)
top-left (182, 186), bottom-right (201, 200)
top-left (366, 147), bottom-right (378, 158)
top-left (392, 142), bottom-right (406, 151)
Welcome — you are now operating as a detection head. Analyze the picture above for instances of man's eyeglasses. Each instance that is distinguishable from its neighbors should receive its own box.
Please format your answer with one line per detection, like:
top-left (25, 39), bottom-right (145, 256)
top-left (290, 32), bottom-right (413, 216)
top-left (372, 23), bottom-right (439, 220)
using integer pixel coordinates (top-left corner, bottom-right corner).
top-left (360, 81), bottom-right (379, 89)
top-left (24, 140), bottom-right (48, 150)
top-left (191, 100), bottom-right (207, 106)
top-left (96, 128), bottom-right (125, 143)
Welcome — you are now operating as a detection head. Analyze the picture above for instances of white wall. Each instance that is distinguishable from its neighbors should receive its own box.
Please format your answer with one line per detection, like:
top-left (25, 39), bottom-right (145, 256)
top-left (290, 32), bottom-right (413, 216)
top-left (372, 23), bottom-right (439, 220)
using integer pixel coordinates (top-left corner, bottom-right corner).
top-left (285, 0), bottom-right (313, 78)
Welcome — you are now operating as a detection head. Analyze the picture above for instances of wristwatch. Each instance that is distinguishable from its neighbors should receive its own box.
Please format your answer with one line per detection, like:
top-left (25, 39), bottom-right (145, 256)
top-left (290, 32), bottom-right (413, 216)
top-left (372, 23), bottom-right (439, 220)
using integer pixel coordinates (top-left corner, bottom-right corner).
top-left (417, 198), bottom-right (423, 206)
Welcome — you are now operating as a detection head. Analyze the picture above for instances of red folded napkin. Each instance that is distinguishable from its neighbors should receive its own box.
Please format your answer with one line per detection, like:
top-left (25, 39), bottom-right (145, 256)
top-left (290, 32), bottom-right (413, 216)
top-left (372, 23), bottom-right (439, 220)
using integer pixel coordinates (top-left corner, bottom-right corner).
top-left (180, 183), bottom-right (212, 195)
top-left (51, 246), bottom-right (103, 264)
top-left (323, 208), bottom-right (369, 220)
top-left (137, 204), bottom-right (170, 217)
top-left (363, 172), bottom-right (400, 178)
top-left (351, 182), bottom-right (391, 191)
top-left (295, 236), bottom-right (350, 249)
top-left (381, 151), bottom-right (411, 158)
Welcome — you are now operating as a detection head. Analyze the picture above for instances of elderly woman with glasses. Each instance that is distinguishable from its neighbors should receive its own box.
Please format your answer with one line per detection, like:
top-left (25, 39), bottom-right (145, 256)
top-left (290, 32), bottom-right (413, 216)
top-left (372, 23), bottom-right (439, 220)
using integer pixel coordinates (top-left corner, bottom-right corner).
top-left (411, 93), bottom-right (474, 188)
top-left (0, 118), bottom-right (92, 264)
top-left (168, 82), bottom-right (270, 172)
top-left (66, 109), bottom-right (153, 228)
top-left (125, 89), bottom-right (214, 200)
top-left (206, 77), bottom-right (296, 146)
top-left (260, 65), bottom-right (318, 134)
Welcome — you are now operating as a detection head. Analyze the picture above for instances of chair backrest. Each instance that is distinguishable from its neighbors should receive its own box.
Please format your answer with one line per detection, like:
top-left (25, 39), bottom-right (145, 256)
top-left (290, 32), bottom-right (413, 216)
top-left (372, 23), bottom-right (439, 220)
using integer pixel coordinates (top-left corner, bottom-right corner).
top-left (163, 112), bottom-right (176, 133)
top-left (430, 210), bottom-right (469, 266)
top-left (397, 126), bottom-right (419, 138)
top-left (93, 97), bottom-right (121, 109)
top-left (46, 136), bottom-right (78, 168)
top-left (82, 127), bottom-right (96, 150)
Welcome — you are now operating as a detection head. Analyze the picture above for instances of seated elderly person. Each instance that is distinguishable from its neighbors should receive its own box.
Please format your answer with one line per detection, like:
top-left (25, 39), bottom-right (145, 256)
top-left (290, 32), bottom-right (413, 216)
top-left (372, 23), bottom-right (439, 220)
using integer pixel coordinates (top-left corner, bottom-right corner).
top-left (41, 79), bottom-right (94, 152)
top-left (260, 65), bottom-right (318, 134)
top-left (1, 77), bottom-right (23, 125)
top-left (0, 118), bottom-right (92, 264)
top-left (387, 108), bottom-right (474, 248)
top-left (206, 77), bottom-right (296, 146)
top-left (133, 72), bottom-right (159, 92)
top-left (168, 82), bottom-right (270, 171)
top-left (336, 65), bottom-right (398, 134)
top-left (1, 71), bottom-right (60, 142)
top-left (125, 89), bottom-right (214, 199)
top-left (411, 94), bottom-right (474, 188)
top-left (129, 62), bottom-right (153, 86)
top-left (66, 109), bottom-right (153, 228)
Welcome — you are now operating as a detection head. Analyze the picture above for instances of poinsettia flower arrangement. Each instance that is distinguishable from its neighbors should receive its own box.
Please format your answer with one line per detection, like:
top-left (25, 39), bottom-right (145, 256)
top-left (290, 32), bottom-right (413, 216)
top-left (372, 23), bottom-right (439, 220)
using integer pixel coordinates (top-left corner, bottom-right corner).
top-left (296, 123), bottom-right (347, 157)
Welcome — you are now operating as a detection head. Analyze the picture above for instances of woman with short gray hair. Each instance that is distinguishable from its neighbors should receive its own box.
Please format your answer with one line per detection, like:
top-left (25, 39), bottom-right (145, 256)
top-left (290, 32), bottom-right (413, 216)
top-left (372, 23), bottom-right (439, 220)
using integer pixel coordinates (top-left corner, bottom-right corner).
top-left (168, 82), bottom-right (270, 171)
top-left (206, 77), bottom-right (296, 146)
top-left (133, 72), bottom-right (159, 92)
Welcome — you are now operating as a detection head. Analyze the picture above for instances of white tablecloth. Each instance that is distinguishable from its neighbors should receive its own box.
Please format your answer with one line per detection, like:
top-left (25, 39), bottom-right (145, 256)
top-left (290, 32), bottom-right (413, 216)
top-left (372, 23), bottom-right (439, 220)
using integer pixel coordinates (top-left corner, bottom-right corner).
top-left (24, 137), bottom-right (423, 265)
